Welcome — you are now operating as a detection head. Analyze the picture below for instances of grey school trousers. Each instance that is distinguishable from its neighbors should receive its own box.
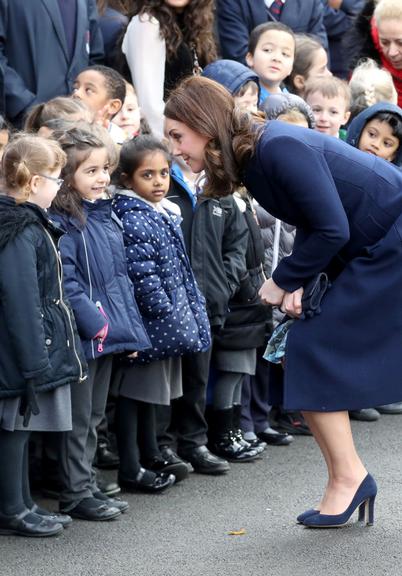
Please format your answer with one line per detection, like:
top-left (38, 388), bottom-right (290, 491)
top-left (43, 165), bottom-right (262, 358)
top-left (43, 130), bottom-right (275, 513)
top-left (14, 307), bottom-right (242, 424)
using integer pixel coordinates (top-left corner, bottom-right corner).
top-left (59, 355), bottom-right (113, 506)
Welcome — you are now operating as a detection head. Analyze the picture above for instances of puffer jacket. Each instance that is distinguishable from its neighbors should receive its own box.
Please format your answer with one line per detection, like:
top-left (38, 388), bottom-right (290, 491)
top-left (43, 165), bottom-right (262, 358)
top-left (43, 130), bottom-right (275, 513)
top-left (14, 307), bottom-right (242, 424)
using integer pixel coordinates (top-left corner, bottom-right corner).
top-left (113, 191), bottom-right (211, 363)
top-left (0, 196), bottom-right (87, 422)
top-left (50, 198), bottom-right (151, 360)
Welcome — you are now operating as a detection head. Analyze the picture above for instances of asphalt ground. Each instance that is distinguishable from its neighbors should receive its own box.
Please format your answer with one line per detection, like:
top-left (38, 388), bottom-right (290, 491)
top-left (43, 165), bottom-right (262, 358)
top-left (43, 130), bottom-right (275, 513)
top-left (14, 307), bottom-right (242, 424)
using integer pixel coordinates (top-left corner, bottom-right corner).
top-left (2, 415), bottom-right (402, 576)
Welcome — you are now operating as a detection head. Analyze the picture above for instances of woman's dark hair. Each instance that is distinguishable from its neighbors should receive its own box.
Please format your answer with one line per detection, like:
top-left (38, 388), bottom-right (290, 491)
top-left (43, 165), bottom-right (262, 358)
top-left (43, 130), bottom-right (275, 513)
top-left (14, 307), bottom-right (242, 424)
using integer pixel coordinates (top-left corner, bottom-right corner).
top-left (370, 112), bottom-right (402, 144)
top-left (165, 76), bottom-right (264, 198)
top-left (51, 126), bottom-right (110, 224)
top-left (248, 22), bottom-right (295, 55)
top-left (116, 134), bottom-right (170, 186)
top-left (127, 0), bottom-right (217, 63)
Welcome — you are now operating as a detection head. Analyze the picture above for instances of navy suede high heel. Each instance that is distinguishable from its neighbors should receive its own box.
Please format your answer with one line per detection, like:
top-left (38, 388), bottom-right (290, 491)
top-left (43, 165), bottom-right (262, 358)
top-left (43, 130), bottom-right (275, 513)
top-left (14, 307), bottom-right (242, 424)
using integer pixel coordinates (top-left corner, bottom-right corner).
top-left (303, 474), bottom-right (377, 528)
top-left (296, 508), bottom-right (319, 524)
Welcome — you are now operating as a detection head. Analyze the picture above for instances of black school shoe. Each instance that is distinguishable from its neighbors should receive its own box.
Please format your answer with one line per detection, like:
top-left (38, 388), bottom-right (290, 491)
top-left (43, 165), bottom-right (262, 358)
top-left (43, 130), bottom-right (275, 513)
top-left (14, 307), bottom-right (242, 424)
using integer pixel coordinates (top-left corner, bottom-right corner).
top-left (257, 427), bottom-right (293, 446)
top-left (30, 504), bottom-right (72, 527)
top-left (143, 456), bottom-right (189, 483)
top-left (60, 497), bottom-right (121, 521)
top-left (0, 509), bottom-right (63, 537)
top-left (178, 445), bottom-right (230, 475)
top-left (273, 411), bottom-right (312, 436)
top-left (160, 446), bottom-right (194, 474)
top-left (94, 442), bottom-right (120, 470)
top-left (92, 491), bottom-right (129, 513)
top-left (119, 468), bottom-right (176, 493)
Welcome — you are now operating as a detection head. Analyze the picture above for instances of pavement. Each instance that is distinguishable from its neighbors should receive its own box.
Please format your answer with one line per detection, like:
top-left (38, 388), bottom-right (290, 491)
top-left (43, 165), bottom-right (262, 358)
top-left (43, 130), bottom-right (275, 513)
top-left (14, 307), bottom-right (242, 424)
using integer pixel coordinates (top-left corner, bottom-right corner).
top-left (2, 416), bottom-right (402, 576)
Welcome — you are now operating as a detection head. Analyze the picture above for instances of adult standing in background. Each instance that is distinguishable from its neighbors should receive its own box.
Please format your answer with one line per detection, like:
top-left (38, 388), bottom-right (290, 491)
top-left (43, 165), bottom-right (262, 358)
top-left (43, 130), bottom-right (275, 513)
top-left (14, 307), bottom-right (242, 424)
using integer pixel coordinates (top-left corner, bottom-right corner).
top-left (121, 0), bottom-right (217, 140)
top-left (216, 0), bottom-right (328, 65)
top-left (0, 0), bottom-right (104, 126)
top-left (345, 0), bottom-right (402, 106)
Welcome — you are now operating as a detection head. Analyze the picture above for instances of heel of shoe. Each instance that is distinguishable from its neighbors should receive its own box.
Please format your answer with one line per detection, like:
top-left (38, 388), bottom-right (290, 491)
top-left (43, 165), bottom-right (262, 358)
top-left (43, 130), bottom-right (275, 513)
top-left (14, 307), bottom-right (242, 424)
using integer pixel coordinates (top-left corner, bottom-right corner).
top-left (358, 496), bottom-right (375, 526)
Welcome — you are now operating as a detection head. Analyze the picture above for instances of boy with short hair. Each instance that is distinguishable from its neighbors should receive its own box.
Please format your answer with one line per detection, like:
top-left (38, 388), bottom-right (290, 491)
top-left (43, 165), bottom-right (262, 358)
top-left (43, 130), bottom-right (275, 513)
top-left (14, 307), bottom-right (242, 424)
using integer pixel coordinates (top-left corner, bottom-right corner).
top-left (304, 76), bottom-right (351, 139)
top-left (245, 22), bottom-right (295, 106)
top-left (72, 65), bottom-right (126, 144)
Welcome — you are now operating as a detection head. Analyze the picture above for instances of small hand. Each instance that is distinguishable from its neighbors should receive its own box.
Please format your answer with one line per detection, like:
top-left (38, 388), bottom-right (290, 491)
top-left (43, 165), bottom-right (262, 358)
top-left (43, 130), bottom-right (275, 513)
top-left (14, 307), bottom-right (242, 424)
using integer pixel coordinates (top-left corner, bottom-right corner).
top-left (327, 0), bottom-right (342, 9)
top-left (281, 287), bottom-right (304, 318)
top-left (126, 351), bottom-right (138, 359)
top-left (258, 277), bottom-right (285, 306)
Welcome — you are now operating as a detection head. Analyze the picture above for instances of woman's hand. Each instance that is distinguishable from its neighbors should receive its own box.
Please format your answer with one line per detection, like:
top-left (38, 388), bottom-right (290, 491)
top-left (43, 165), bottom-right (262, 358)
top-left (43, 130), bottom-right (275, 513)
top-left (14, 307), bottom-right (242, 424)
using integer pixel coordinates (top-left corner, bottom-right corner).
top-left (281, 287), bottom-right (304, 318)
top-left (258, 277), bottom-right (285, 306)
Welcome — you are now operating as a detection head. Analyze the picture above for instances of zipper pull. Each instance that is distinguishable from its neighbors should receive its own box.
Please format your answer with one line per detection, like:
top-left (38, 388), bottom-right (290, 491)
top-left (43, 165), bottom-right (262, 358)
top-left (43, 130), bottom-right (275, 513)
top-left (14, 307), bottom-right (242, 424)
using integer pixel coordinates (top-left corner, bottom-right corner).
top-left (97, 338), bottom-right (104, 353)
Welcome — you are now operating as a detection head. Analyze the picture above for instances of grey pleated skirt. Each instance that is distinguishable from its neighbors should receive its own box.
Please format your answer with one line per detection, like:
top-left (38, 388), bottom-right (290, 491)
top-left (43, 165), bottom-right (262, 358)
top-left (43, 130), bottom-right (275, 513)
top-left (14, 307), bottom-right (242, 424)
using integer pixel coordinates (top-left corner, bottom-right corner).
top-left (112, 357), bottom-right (182, 405)
top-left (0, 385), bottom-right (72, 432)
top-left (213, 348), bottom-right (257, 375)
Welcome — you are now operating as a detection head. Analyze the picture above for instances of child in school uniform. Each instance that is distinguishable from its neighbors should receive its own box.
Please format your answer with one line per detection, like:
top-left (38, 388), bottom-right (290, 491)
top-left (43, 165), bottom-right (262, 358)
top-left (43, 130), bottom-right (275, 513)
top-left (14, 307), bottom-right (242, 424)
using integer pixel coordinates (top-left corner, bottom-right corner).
top-left (0, 135), bottom-right (86, 537)
top-left (50, 126), bottom-right (151, 520)
top-left (72, 65), bottom-right (127, 145)
top-left (112, 135), bottom-right (211, 490)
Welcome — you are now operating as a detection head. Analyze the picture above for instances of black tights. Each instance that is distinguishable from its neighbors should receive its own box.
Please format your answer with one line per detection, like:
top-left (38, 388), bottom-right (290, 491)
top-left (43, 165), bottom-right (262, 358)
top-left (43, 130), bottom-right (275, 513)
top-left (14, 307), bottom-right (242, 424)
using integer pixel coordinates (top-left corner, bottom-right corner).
top-left (115, 397), bottom-right (159, 479)
top-left (0, 429), bottom-right (31, 515)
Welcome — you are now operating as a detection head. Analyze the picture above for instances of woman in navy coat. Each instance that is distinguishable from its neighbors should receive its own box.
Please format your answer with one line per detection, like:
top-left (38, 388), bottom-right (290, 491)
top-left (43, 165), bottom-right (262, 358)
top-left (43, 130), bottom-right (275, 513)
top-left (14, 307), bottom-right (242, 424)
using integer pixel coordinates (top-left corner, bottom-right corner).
top-left (164, 76), bottom-right (402, 528)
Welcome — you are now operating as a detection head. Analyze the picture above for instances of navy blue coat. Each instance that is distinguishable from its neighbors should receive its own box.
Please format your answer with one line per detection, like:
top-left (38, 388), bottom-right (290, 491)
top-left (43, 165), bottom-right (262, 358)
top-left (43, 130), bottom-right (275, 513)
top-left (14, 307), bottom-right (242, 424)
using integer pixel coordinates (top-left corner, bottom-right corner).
top-left (113, 192), bottom-right (211, 363)
top-left (50, 199), bottom-right (150, 361)
top-left (216, 0), bottom-right (328, 64)
top-left (0, 0), bottom-right (104, 122)
top-left (244, 121), bottom-right (402, 411)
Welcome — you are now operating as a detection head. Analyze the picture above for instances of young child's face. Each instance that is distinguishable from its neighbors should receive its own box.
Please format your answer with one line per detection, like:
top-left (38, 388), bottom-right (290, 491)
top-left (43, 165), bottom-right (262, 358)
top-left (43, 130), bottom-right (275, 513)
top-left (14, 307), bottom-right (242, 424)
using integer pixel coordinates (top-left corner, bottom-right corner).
top-left (113, 90), bottom-right (141, 138)
top-left (72, 147), bottom-right (111, 201)
top-left (234, 84), bottom-right (259, 113)
top-left (358, 118), bottom-right (400, 162)
top-left (246, 30), bottom-right (295, 92)
top-left (128, 151), bottom-right (170, 204)
top-left (307, 91), bottom-right (350, 137)
top-left (73, 70), bottom-right (110, 112)
top-left (306, 48), bottom-right (332, 83)
top-left (30, 169), bottom-right (63, 209)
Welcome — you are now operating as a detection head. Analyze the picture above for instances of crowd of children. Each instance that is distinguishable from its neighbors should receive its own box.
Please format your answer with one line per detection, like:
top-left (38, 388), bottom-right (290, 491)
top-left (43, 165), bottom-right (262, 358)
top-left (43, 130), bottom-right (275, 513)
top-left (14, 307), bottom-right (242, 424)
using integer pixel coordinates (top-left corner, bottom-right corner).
top-left (1, 0), bottom-right (402, 538)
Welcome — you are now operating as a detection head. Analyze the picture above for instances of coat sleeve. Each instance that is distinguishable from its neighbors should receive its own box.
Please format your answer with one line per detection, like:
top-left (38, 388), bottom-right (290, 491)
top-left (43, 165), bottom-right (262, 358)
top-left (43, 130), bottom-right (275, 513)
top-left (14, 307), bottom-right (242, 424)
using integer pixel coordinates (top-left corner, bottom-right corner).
top-left (216, 0), bottom-right (250, 63)
top-left (0, 0), bottom-right (36, 119)
top-left (308, 0), bottom-right (328, 50)
top-left (221, 197), bottom-right (249, 297)
top-left (88, 0), bottom-right (105, 64)
top-left (0, 229), bottom-right (51, 381)
top-left (122, 212), bottom-right (173, 319)
top-left (58, 232), bottom-right (106, 340)
top-left (258, 135), bottom-right (350, 291)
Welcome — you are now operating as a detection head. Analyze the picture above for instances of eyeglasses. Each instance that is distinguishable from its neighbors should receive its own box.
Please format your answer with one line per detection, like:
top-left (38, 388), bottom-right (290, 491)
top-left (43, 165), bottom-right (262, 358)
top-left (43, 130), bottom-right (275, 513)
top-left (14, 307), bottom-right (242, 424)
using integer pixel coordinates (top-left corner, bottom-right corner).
top-left (38, 173), bottom-right (64, 189)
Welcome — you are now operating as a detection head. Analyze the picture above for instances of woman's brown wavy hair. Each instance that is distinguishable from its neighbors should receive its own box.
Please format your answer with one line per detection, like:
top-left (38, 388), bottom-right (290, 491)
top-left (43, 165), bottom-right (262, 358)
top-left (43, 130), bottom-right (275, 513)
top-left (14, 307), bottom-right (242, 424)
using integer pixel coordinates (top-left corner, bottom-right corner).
top-left (165, 76), bottom-right (264, 198)
top-left (127, 1), bottom-right (217, 63)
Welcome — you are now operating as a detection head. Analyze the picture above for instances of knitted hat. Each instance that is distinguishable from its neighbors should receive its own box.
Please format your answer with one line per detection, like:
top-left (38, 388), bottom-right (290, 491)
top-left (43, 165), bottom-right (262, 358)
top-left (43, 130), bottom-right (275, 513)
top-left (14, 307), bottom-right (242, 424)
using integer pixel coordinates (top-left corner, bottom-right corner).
top-left (261, 93), bottom-right (316, 128)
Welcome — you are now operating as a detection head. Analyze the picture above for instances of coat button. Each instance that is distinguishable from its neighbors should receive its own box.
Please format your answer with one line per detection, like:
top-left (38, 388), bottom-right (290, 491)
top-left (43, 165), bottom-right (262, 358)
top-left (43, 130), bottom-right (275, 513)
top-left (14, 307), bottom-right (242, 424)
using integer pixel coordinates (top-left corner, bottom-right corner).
top-left (45, 338), bottom-right (52, 346)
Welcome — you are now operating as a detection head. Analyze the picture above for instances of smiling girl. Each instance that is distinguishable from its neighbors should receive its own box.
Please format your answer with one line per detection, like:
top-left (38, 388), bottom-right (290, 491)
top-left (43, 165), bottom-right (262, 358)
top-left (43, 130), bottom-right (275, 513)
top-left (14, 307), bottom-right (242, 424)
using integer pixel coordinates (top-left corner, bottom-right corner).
top-left (50, 126), bottom-right (150, 521)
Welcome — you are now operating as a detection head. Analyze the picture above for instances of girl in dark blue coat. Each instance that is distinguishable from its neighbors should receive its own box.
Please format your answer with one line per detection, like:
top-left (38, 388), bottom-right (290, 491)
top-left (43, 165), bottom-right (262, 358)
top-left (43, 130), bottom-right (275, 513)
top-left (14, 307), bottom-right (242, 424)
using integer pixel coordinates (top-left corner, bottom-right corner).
top-left (164, 76), bottom-right (402, 528)
top-left (50, 126), bottom-right (150, 520)
top-left (112, 135), bottom-right (211, 491)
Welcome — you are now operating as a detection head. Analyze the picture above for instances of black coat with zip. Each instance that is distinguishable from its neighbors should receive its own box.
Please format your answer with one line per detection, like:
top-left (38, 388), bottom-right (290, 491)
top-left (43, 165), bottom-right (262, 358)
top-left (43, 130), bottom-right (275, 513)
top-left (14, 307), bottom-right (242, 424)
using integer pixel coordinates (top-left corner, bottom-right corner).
top-left (0, 196), bottom-right (87, 419)
top-left (212, 194), bottom-right (271, 350)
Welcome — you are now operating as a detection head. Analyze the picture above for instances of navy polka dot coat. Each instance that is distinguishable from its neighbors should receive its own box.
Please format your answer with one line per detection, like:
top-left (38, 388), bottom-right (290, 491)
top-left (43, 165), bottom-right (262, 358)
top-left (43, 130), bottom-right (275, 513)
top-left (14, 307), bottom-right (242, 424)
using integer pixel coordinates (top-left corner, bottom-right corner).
top-left (113, 192), bottom-right (211, 363)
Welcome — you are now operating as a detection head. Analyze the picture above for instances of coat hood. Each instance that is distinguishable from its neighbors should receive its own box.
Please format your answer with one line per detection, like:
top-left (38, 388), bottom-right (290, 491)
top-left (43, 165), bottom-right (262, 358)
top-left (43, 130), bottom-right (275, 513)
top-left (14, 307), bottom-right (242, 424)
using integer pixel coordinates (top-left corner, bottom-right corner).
top-left (202, 59), bottom-right (259, 98)
top-left (0, 196), bottom-right (62, 250)
top-left (346, 102), bottom-right (402, 167)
